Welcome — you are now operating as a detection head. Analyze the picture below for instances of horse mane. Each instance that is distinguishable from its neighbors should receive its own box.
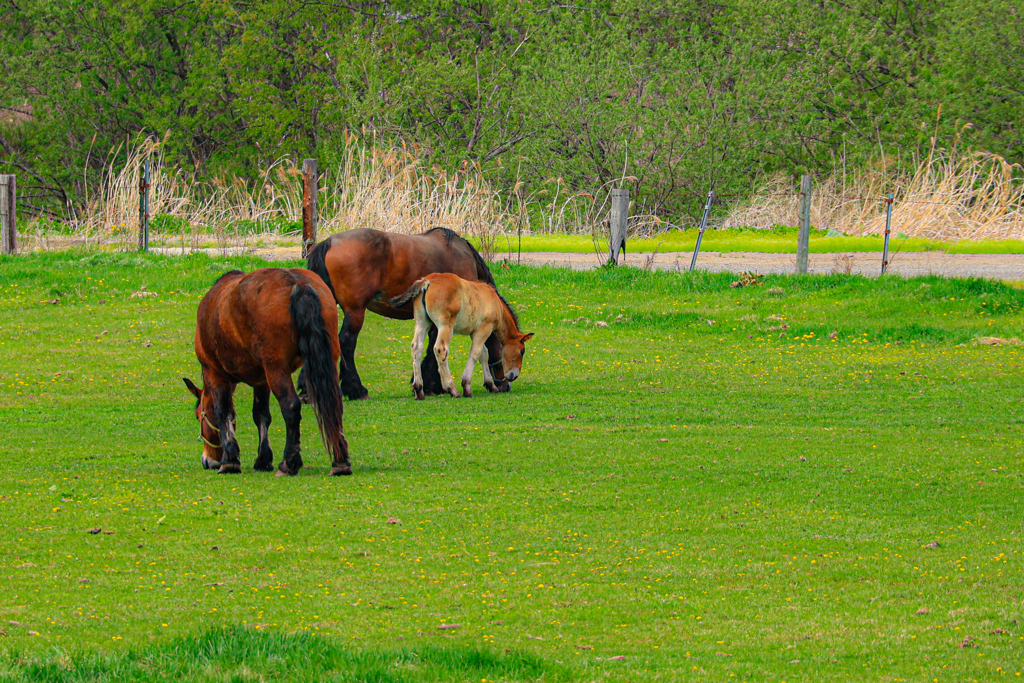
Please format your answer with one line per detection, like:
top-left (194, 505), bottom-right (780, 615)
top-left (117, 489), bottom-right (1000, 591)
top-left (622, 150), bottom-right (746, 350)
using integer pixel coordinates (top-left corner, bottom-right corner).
top-left (305, 237), bottom-right (336, 298)
top-left (424, 226), bottom-right (459, 246)
top-left (423, 226), bottom-right (496, 287)
top-left (213, 269), bottom-right (245, 285)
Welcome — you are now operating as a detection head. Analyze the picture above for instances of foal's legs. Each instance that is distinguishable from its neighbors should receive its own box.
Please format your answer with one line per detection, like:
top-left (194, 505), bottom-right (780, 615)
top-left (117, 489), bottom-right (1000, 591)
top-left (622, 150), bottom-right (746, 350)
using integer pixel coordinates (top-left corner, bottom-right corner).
top-left (460, 325), bottom-right (494, 398)
top-left (409, 313), bottom-right (431, 400)
top-left (433, 324), bottom-right (460, 398)
top-left (209, 380), bottom-right (242, 475)
top-left (268, 371), bottom-right (304, 476)
top-left (252, 385), bottom-right (275, 472)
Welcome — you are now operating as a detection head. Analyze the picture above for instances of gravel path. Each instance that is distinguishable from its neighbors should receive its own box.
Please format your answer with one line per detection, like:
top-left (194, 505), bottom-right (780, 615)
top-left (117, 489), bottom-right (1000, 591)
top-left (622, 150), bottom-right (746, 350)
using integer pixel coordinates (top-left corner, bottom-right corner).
top-left (152, 245), bottom-right (1024, 280)
top-left (508, 251), bottom-right (1024, 280)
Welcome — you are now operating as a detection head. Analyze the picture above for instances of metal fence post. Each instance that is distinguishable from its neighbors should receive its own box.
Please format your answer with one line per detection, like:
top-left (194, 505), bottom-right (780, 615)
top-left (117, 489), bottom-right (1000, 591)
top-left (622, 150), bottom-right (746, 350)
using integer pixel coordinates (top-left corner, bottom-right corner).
top-left (689, 190), bottom-right (714, 272)
top-left (609, 188), bottom-right (628, 264)
top-left (1, 174), bottom-right (15, 255)
top-left (302, 159), bottom-right (318, 258)
top-left (138, 157), bottom-right (150, 252)
top-left (881, 192), bottom-right (894, 275)
top-left (796, 174), bottom-right (812, 274)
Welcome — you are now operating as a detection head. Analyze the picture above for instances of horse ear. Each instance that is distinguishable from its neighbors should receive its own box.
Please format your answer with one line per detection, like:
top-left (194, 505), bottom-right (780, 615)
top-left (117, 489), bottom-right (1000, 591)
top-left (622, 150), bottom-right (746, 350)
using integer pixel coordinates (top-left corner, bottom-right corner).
top-left (183, 377), bottom-right (202, 398)
top-left (521, 332), bottom-right (534, 342)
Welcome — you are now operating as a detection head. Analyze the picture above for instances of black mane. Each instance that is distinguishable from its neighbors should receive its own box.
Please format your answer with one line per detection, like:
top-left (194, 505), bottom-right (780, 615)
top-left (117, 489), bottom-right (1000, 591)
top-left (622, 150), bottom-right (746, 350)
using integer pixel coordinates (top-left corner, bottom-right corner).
top-left (423, 226), bottom-right (459, 246)
top-left (423, 226), bottom-right (496, 287)
top-left (213, 269), bottom-right (245, 285)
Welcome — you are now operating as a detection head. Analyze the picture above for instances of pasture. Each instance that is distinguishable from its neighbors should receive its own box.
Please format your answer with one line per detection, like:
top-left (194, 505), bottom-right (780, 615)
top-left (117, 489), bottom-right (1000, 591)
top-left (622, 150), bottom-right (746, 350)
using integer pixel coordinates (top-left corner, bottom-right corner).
top-left (1, 251), bottom-right (1023, 682)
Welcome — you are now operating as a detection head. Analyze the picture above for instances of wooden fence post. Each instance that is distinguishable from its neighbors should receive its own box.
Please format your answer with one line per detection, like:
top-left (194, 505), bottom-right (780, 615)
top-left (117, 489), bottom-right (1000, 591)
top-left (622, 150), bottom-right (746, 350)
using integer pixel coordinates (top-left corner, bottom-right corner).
top-left (609, 188), bottom-right (628, 264)
top-left (302, 159), bottom-right (318, 258)
top-left (881, 192), bottom-right (894, 275)
top-left (796, 174), bottom-right (812, 274)
top-left (138, 157), bottom-right (150, 252)
top-left (0, 175), bottom-right (15, 255)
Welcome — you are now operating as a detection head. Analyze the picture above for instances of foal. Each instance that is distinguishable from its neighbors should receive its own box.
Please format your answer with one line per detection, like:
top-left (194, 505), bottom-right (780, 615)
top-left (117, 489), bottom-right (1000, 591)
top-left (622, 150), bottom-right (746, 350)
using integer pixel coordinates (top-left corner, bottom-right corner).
top-left (390, 273), bottom-right (533, 399)
top-left (183, 268), bottom-right (351, 476)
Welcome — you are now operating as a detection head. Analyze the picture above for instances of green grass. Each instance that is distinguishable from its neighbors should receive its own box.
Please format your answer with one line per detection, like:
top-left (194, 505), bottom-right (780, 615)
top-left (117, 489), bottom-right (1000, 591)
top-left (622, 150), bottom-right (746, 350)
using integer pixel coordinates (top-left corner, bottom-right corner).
top-left (0, 627), bottom-right (568, 682)
top-left (2, 251), bottom-right (1024, 681)
top-left (491, 231), bottom-right (1024, 254)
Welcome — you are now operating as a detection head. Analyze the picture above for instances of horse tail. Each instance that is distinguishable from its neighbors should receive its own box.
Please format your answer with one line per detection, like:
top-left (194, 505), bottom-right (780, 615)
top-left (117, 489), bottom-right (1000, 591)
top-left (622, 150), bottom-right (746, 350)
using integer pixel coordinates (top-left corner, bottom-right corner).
top-left (289, 283), bottom-right (349, 472)
top-left (305, 237), bottom-right (336, 299)
top-left (389, 278), bottom-right (430, 309)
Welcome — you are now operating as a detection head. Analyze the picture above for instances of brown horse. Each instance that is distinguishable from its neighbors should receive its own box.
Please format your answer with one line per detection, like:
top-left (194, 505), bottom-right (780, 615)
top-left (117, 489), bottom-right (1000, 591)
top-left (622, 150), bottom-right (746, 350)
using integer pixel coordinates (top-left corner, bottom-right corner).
top-left (183, 268), bottom-right (351, 476)
top-left (304, 227), bottom-right (509, 399)
top-left (391, 273), bottom-right (533, 399)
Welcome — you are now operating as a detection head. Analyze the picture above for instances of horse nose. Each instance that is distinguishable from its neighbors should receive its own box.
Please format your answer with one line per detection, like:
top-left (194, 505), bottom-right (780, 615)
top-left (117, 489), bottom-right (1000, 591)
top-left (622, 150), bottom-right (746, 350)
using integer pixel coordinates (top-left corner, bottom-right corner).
top-left (507, 367), bottom-right (519, 381)
top-left (202, 456), bottom-right (213, 470)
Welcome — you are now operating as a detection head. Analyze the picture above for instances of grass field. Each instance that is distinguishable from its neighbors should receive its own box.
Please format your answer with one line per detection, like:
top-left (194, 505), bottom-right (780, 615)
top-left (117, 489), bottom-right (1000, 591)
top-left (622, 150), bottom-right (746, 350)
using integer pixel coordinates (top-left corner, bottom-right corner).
top-left (490, 231), bottom-right (1024, 255)
top-left (1, 252), bottom-right (1023, 682)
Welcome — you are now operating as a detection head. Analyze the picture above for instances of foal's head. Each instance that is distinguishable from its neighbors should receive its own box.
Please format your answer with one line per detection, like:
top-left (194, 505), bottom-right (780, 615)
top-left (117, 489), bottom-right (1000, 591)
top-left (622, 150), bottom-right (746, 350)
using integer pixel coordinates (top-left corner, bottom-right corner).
top-left (500, 331), bottom-right (534, 382)
top-left (183, 377), bottom-right (222, 470)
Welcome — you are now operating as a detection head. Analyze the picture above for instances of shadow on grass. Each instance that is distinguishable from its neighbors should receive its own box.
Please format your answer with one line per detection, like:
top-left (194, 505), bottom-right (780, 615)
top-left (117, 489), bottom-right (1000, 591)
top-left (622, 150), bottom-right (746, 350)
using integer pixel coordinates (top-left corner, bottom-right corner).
top-left (1, 626), bottom-right (575, 682)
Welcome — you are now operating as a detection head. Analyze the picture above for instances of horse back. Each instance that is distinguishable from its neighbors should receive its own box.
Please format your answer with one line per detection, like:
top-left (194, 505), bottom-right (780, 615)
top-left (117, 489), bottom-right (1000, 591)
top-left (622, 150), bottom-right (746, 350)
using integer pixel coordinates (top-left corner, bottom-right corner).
top-left (196, 268), bottom-right (337, 385)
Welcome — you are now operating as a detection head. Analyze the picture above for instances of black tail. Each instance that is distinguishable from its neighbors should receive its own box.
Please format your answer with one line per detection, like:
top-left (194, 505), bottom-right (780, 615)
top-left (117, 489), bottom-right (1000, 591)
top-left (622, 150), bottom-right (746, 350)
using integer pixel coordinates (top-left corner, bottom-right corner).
top-left (389, 278), bottom-right (429, 309)
top-left (305, 237), bottom-right (336, 299)
top-left (289, 283), bottom-right (350, 472)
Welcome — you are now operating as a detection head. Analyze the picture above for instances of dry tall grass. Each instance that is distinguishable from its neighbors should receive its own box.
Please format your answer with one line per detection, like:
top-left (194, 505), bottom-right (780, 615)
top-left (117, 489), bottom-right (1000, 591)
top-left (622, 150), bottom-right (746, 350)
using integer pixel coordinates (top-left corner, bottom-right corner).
top-left (20, 127), bottom-right (1024, 255)
top-left (725, 132), bottom-right (1024, 240)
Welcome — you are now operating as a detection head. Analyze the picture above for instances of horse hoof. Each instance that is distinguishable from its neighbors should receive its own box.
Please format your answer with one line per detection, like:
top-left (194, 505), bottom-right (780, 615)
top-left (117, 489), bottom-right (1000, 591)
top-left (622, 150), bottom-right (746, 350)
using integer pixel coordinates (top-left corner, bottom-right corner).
top-left (254, 462), bottom-right (274, 472)
top-left (330, 465), bottom-right (353, 476)
top-left (217, 462), bottom-right (241, 474)
top-left (484, 382), bottom-right (498, 394)
top-left (344, 387), bottom-right (370, 401)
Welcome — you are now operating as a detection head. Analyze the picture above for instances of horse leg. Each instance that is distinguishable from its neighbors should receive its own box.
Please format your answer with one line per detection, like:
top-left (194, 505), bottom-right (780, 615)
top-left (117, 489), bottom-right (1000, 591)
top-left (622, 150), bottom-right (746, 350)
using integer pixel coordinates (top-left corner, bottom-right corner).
top-left (478, 331), bottom-right (500, 394)
top-left (485, 332), bottom-right (510, 393)
top-left (269, 373), bottom-right (304, 476)
top-left (420, 323), bottom-right (445, 396)
top-left (461, 326), bottom-right (493, 398)
top-left (211, 383), bottom-right (242, 475)
top-left (433, 325), bottom-right (460, 398)
top-left (409, 314), bottom-right (430, 400)
top-left (252, 385), bottom-right (274, 472)
top-left (339, 309), bottom-right (369, 400)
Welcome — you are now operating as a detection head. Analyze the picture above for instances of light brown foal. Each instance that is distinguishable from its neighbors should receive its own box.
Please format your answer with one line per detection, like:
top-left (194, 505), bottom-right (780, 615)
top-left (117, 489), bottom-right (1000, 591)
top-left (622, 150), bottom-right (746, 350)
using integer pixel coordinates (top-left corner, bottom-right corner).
top-left (390, 273), bottom-right (533, 399)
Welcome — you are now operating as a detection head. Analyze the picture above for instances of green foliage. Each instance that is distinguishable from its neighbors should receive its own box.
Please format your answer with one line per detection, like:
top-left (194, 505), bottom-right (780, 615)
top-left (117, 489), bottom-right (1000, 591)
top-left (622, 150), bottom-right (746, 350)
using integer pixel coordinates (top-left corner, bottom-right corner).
top-left (2, 0), bottom-right (1021, 218)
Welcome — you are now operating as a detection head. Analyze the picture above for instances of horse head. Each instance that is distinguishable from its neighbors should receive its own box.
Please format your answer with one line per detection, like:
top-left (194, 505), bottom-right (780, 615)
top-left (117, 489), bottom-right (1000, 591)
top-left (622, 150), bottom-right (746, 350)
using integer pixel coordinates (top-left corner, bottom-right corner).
top-left (500, 331), bottom-right (534, 382)
top-left (183, 377), bottom-right (223, 469)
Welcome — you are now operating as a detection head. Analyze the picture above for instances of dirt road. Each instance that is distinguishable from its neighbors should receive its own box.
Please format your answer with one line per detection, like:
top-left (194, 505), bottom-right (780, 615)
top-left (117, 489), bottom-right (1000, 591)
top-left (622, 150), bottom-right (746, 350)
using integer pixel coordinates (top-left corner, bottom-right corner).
top-left (152, 245), bottom-right (1024, 280)
top-left (503, 250), bottom-right (1024, 280)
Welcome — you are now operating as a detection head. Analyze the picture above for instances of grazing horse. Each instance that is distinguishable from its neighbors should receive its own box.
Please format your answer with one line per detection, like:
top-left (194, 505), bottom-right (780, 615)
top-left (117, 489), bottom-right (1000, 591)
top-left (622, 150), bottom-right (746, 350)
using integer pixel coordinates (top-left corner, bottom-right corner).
top-left (390, 273), bottom-right (533, 399)
top-left (183, 268), bottom-right (352, 477)
top-left (303, 227), bottom-right (509, 400)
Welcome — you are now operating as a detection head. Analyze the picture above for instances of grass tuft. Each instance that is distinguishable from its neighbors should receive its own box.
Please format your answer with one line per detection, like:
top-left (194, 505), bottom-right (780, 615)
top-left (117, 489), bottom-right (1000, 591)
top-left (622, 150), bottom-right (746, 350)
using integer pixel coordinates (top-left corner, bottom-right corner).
top-left (1, 627), bottom-right (571, 682)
